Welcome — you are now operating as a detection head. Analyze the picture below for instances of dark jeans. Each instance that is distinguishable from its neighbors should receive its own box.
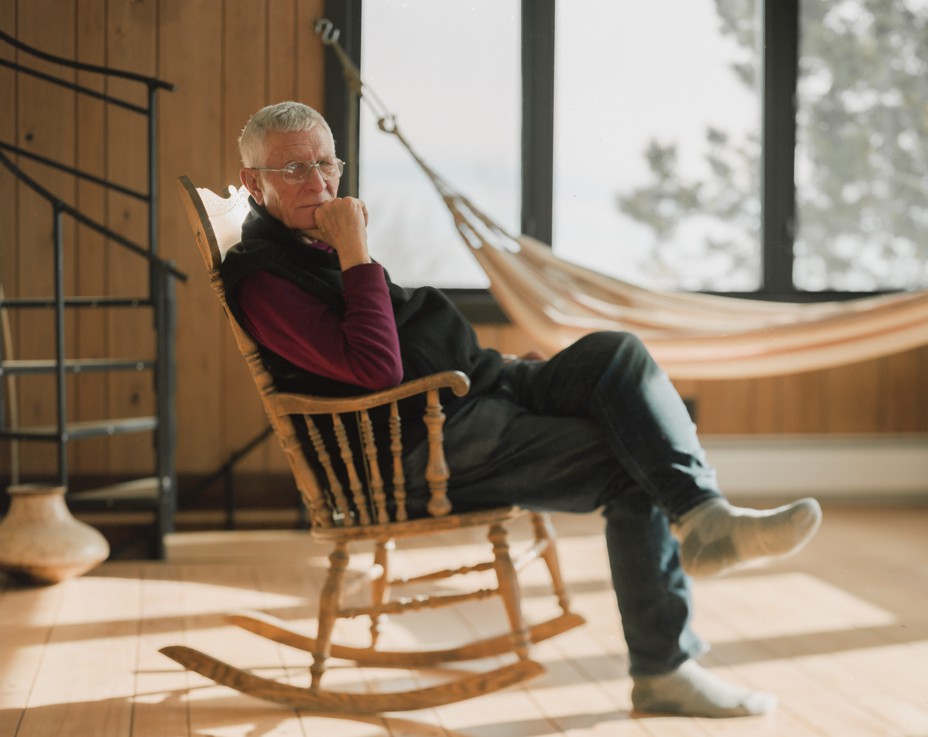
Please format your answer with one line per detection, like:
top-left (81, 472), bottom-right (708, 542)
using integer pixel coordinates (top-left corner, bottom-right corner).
top-left (405, 331), bottom-right (720, 676)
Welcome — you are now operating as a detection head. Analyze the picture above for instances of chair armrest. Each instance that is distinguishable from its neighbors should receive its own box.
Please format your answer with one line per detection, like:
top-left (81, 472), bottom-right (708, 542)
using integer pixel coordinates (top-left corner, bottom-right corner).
top-left (267, 370), bottom-right (471, 417)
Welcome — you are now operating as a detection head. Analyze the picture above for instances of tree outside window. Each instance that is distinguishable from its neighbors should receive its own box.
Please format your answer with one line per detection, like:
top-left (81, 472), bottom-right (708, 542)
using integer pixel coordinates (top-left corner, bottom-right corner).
top-left (351, 0), bottom-right (927, 295)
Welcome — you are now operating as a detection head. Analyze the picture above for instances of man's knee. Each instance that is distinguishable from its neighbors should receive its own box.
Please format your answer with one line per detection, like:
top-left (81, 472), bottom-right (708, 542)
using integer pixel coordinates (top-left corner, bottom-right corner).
top-left (564, 332), bottom-right (654, 380)
top-left (572, 330), bottom-right (649, 358)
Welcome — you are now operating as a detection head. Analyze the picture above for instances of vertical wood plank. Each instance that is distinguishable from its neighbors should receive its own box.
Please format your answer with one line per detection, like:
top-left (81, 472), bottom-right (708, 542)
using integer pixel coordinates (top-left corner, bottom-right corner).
top-left (684, 378), bottom-right (756, 434)
top-left (268, 0), bottom-right (298, 104)
top-left (473, 324), bottom-right (502, 353)
top-left (0, 0), bottom-right (19, 482)
top-left (103, 0), bottom-right (158, 477)
top-left (823, 358), bottom-right (883, 433)
top-left (222, 0), bottom-right (268, 183)
top-left (749, 375), bottom-right (783, 433)
top-left (296, 0), bottom-right (326, 110)
top-left (778, 370), bottom-right (827, 433)
top-left (221, 0), bottom-right (273, 476)
top-left (918, 346), bottom-right (928, 430)
top-left (71, 0), bottom-right (109, 476)
top-left (874, 347), bottom-right (925, 432)
top-left (158, 0), bottom-right (225, 475)
top-left (14, 0), bottom-right (77, 477)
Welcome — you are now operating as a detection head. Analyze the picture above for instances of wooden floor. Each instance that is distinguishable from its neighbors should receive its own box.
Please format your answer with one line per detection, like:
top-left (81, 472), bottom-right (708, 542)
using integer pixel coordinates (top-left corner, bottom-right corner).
top-left (2, 503), bottom-right (927, 737)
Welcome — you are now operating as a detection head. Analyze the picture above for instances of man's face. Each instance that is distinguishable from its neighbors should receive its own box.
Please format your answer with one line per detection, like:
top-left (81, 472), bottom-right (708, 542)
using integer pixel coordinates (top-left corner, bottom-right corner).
top-left (241, 127), bottom-right (340, 232)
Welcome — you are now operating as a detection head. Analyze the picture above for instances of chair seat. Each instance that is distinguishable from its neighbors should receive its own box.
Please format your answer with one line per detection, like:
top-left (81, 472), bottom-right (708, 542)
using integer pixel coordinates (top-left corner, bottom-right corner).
top-left (310, 505), bottom-right (524, 543)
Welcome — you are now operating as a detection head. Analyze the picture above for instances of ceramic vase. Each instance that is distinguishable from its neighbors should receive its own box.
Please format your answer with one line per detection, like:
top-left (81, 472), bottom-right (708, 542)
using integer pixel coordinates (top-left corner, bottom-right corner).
top-left (0, 484), bottom-right (110, 585)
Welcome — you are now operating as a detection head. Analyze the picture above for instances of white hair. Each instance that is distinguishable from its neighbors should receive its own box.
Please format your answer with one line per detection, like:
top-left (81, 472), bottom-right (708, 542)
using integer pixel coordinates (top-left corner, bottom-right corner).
top-left (238, 101), bottom-right (332, 166)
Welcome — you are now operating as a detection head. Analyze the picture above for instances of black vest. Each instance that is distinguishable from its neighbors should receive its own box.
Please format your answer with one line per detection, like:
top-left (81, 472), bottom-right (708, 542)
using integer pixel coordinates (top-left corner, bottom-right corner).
top-left (220, 199), bottom-right (506, 451)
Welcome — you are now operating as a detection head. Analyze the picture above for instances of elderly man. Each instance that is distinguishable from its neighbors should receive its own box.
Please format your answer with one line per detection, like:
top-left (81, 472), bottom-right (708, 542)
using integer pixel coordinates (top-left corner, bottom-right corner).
top-left (221, 101), bottom-right (822, 718)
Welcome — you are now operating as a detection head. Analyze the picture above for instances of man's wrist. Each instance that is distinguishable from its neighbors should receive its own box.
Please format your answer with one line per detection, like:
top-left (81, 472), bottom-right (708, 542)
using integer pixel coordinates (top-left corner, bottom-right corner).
top-left (339, 247), bottom-right (372, 270)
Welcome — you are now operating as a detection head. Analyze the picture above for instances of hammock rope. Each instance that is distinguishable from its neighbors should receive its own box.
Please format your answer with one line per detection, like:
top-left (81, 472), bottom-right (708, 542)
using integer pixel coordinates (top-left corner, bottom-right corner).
top-left (315, 20), bottom-right (928, 379)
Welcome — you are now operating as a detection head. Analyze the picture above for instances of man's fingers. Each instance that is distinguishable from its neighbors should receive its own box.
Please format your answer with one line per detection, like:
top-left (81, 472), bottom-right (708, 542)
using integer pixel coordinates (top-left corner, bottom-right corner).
top-left (318, 197), bottom-right (367, 219)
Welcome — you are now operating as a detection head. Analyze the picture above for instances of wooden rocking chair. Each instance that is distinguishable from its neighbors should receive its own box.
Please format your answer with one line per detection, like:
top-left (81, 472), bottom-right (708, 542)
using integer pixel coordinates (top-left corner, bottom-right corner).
top-left (161, 176), bottom-right (585, 714)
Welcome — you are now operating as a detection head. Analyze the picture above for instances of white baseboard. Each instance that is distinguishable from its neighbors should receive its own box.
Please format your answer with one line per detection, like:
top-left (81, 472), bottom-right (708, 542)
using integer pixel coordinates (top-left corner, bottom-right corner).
top-left (703, 434), bottom-right (928, 502)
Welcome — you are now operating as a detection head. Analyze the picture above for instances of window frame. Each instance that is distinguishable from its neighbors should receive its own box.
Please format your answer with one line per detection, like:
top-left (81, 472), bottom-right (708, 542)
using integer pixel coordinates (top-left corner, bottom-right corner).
top-left (324, 0), bottom-right (889, 313)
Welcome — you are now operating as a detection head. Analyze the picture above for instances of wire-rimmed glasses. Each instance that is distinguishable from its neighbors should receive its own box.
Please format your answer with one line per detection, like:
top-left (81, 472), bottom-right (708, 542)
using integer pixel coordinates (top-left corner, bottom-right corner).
top-left (250, 159), bottom-right (345, 184)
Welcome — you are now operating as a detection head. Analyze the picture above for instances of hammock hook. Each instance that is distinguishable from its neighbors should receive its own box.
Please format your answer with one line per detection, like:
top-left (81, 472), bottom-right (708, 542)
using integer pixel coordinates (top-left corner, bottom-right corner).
top-left (377, 115), bottom-right (398, 135)
top-left (314, 18), bottom-right (340, 46)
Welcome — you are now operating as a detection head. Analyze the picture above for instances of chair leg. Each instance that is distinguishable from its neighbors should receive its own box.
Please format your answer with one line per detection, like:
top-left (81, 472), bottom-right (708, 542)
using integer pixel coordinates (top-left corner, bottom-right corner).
top-left (488, 522), bottom-right (531, 660)
top-left (530, 512), bottom-right (572, 614)
top-left (369, 538), bottom-right (394, 646)
top-left (311, 540), bottom-right (350, 689)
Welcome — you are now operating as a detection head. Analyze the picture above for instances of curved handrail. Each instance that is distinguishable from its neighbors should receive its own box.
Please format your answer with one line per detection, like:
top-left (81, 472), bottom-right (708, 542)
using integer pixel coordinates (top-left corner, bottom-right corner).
top-left (0, 29), bottom-right (183, 280)
top-left (0, 148), bottom-right (186, 281)
top-left (2, 28), bottom-right (182, 534)
top-left (0, 29), bottom-right (174, 90)
top-left (0, 141), bottom-right (148, 200)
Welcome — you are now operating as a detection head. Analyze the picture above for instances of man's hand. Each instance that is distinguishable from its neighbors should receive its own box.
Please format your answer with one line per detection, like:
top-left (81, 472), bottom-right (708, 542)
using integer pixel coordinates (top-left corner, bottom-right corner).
top-left (503, 349), bottom-right (548, 363)
top-left (307, 197), bottom-right (371, 270)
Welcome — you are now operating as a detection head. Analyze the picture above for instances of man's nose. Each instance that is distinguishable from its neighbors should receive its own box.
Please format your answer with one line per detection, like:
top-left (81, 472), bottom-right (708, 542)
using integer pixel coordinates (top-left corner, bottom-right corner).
top-left (303, 166), bottom-right (327, 191)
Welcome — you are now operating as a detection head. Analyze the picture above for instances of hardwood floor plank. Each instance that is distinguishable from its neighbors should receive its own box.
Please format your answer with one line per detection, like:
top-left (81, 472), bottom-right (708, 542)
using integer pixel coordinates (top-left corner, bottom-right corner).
top-left (14, 571), bottom-right (141, 737)
top-left (175, 563), bottom-right (309, 737)
top-left (691, 568), bottom-right (918, 737)
top-left (0, 579), bottom-right (67, 737)
top-left (132, 564), bottom-right (193, 737)
top-left (2, 506), bottom-right (926, 736)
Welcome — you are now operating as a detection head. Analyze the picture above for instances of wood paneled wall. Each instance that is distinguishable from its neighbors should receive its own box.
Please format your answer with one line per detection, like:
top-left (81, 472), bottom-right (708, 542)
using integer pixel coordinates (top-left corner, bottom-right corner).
top-left (1, 0), bottom-right (926, 485)
top-left (2, 0), bottom-right (161, 479)
top-left (1, 0), bottom-right (326, 480)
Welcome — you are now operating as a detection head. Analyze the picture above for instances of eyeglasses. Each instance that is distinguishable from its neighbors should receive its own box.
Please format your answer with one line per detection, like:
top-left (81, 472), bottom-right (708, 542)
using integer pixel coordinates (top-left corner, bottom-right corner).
top-left (249, 158), bottom-right (345, 184)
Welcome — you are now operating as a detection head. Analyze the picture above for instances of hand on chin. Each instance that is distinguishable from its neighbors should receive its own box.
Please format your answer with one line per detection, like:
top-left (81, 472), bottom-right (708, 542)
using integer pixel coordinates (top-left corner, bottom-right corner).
top-left (299, 227), bottom-right (324, 243)
top-left (289, 210), bottom-right (320, 238)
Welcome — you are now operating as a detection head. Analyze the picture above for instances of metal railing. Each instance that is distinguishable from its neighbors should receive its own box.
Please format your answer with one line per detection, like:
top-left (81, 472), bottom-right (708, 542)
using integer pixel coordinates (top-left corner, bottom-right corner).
top-left (0, 30), bottom-right (184, 554)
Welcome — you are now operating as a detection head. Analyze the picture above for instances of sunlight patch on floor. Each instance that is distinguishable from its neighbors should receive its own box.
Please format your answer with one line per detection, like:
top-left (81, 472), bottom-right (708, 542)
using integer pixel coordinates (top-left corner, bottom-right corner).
top-left (693, 571), bottom-right (897, 641)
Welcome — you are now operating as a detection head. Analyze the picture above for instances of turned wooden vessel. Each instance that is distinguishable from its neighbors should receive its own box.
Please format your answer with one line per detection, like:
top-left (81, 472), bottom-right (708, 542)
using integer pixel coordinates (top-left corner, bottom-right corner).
top-left (0, 484), bottom-right (109, 585)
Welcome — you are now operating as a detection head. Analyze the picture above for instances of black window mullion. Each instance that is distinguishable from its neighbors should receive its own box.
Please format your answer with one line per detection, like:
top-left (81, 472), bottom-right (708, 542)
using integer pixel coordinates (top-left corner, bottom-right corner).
top-left (521, 0), bottom-right (556, 245)
top-left (323, 0), bottom-right (363, 198)
top-left (761, 0), bottom-right (799, 296)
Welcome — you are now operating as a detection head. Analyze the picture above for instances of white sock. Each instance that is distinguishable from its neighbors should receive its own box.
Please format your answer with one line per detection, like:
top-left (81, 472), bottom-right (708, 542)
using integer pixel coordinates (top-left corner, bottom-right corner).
top-left (677, 497), bottom-right (822, 578)
top-left (632, 660), bottom-right (777, 718)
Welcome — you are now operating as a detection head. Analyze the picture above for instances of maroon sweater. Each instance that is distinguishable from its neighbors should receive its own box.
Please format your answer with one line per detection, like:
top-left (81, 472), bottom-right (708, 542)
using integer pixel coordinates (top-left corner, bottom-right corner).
top-left (221, 198), bottom-right (505, 408)
top-left (237, 261), bottom-right (404, 391)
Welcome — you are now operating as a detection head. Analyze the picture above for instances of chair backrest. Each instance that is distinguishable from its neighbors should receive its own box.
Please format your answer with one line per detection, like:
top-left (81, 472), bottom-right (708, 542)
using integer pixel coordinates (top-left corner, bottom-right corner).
top-left (176, 176), bottom-right (469, 529)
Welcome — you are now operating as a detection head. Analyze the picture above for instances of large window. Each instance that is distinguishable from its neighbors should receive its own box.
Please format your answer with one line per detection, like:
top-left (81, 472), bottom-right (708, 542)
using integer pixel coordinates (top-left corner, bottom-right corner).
top-left (356, 0), bottom-right (520, 288)
top-left (553, 0), bottom-right (761, 291)
top-left (794, 0), bottom-right (928, 290)
top-left (328, 0), bottom-right (928, 298)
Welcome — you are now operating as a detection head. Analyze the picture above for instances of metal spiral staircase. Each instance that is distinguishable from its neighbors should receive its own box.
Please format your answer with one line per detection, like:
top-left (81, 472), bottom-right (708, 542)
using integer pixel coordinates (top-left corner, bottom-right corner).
top-left (0, 31), bottom-right (184, 558)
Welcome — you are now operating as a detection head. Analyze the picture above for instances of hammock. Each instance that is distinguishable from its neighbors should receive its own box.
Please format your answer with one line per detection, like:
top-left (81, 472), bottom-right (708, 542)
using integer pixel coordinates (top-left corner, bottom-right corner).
top-left (319, 21), bottom-right (928, 380)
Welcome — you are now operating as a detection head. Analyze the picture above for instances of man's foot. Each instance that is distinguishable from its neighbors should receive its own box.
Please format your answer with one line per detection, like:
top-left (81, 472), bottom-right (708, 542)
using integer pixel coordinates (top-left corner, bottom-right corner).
top-left (677, 497), bottom-right (822, 578)
top-left (632, 660), bottom-right (777, 718)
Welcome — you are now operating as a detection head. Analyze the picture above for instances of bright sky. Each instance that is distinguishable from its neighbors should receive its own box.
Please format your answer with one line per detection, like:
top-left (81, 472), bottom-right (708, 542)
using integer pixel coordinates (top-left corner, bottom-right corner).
top-left (359, 0), bottom-right (758, 288)
top-left (553, 0), bottom-right (758, 289)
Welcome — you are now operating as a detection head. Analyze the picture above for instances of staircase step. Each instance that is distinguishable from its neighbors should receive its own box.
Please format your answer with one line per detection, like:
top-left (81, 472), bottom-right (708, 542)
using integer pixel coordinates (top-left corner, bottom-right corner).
top-left (0, 358), bottom-right (154, 376)
top-left (69, 477), bottom-right (161, 508)
top-left (0, 416), bottom-right (158, 440)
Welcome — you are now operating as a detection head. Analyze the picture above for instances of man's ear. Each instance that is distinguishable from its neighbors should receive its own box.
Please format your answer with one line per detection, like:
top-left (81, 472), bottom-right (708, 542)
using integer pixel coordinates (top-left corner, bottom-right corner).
top-left (240, 168), bottom-right (263, 204)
